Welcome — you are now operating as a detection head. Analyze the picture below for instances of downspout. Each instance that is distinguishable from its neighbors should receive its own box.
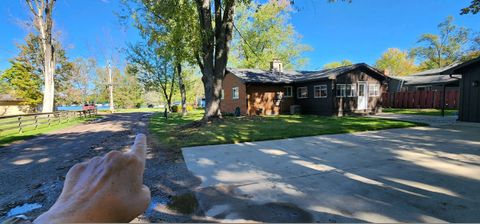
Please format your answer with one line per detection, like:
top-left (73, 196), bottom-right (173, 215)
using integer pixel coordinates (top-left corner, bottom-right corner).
top-left (449, 74), bottom-right (462, 120)
top-left (332, 78), bottom-right (337, 116)
top-left (441, 84), bottom-right (446, 117)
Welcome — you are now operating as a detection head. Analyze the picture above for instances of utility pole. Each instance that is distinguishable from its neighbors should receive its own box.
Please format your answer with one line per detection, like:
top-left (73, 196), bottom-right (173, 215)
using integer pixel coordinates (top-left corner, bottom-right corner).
top-left (108, 62), bottom-right (114, 113)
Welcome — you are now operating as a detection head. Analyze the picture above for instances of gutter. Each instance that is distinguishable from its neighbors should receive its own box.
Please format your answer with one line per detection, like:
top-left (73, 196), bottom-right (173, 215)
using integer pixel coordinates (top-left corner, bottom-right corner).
top-left (449, 74), bottom-right (461, 80)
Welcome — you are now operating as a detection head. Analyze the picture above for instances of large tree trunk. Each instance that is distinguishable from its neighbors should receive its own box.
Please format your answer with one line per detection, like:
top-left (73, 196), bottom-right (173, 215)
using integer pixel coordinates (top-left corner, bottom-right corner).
top-left (27, 0), bottom-right (56, 113)
top-left (42, 43), bottom-right (55, 113)
top-left (195, 0), bottom-right (236, 120)
top-left (176, 63), bottom-right (188, 116)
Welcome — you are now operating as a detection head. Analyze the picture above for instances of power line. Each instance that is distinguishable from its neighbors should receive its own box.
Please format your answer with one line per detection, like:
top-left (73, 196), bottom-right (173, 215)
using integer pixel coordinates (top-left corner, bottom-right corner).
top-left (219, 5), bottom-right (261, 61)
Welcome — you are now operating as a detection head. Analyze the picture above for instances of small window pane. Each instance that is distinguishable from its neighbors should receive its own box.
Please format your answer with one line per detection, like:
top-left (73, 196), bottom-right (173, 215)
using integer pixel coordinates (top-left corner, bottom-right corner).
top-left (350, 84), bottom-right (356, 97)
top-left (232, 87), bottom-right (239, 99)
top-left (320, 85), bottom-right (328, 98)
top-left (285, 86), bottom-right (292, 97)
top-left (336, 84), bottom-right (346, 97)
top-left (368, 84), bottom-right (380, 97)
top-left (297, 87), bottom-right (308, 98)
top-left (359, 84), bottom-right (366, 97)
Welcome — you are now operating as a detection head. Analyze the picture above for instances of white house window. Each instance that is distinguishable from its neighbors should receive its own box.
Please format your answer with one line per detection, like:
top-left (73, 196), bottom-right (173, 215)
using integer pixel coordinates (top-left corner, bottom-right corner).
top-left (346, 84), bottom-right (356, 97)
top-left (297, 87), bottom-right (308, 99)
top-left (220, 89), bottom-right (225, 100)
top-left (284, 86), bottom-right (293, 97)
top-left (369, 84), bottom-right (380, 97)
top-left (336, 84), bottom-right (346, 97)
top-left (314, 85), bottom-right (327, 98)
top-left (232, 87), bottom-right (239, 99)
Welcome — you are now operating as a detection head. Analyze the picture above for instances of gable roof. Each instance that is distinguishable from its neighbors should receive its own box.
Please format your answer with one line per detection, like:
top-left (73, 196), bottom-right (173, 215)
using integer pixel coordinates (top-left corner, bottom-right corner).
top-left (395, 74), bottom-right (459, 86)
top-left (227, 63), bottom-right (386, 84)
top-left (0, 94), bottom-right (24, 102)
top-left (388, 64), bottom-right (461, 86)
top-left (442, 56), bottom-right (480, 74)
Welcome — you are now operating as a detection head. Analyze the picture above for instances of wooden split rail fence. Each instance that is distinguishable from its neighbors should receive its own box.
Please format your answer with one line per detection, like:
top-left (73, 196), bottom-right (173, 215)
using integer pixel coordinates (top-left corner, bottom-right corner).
top-left (0, 110), bottom-right (96, 136)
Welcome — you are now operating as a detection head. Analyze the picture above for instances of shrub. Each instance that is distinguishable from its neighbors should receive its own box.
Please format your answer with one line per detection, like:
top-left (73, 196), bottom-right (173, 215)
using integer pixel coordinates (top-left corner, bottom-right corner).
top-left (171, 105), bottom-right (179, 113)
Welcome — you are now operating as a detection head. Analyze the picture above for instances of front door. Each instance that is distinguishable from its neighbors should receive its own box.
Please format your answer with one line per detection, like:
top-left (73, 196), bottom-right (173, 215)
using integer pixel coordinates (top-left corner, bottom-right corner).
top-left (357, 82), bottom-right (368, 110)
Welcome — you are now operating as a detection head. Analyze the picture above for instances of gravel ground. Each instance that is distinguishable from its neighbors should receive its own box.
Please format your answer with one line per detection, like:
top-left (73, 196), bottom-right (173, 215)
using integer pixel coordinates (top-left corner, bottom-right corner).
top-left (0, 112), bottom-right (202, 223)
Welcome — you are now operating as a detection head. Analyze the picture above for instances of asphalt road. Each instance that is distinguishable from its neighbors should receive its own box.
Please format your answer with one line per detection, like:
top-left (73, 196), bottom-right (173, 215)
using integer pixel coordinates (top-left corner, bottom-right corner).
top-left (0, 112), bottom-right (150, 218)
top-left (0, 112), bottom-right (202, 223)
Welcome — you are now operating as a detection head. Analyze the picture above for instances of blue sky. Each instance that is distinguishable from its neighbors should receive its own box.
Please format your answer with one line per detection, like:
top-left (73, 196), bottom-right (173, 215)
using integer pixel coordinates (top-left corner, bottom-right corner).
top-left (0, 0), bottom-right (479, 71)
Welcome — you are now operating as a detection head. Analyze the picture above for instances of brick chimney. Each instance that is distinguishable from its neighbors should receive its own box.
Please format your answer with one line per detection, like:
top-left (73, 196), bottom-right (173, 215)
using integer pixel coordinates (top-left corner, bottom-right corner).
top-left (270, 59), bottom-right (283, 72)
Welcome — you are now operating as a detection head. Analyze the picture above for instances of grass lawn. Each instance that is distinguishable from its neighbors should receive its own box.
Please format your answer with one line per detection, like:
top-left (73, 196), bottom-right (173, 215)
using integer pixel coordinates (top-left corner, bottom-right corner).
top-left (149, 110), bottom-right (425, 148)
top-left (383, 108), bottom-right (458, 116)
top-left (0, 116), bottom-right (100, 147)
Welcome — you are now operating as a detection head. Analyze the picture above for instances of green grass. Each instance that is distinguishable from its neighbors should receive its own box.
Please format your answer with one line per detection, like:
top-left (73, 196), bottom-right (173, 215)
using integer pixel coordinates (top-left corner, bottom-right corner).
top-left (149, 110), bottom-right (424, 149)
top-left (0, 116), bottom-right (100, 147)
top-left (383, 108), bottom-right (458, 116)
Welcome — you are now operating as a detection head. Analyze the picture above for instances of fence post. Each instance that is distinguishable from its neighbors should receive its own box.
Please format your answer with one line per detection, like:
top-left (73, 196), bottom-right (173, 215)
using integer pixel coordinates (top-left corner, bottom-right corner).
top-left (47, 114), bottom-right (51, 127)
top-left (18, 116), bottom-right (23, 134)
top-left (34, 115), bottom-right (38, 130)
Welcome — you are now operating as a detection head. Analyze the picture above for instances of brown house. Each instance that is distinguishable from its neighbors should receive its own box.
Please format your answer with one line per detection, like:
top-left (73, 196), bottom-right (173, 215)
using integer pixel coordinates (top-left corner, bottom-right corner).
top-left (443, 57), bottom-right (480, 123)
top-left (220, 62), bottom-right (387, 116)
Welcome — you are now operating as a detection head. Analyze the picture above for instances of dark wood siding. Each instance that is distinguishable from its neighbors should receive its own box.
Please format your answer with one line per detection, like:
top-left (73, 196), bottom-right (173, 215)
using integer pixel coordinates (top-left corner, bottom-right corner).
top-left (334, 69), bottom-right (385, 115)
top-left (459, 65), bottom-right (480, 122)
top-left (293, 80), bottom-right (334, 116)
top-left (292, 68), bottom-right (386, 116)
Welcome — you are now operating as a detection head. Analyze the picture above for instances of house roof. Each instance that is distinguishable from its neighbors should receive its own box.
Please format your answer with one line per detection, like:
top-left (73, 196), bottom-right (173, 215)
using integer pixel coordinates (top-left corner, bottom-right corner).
top-left (388, 64), bottom-right (461, 86)
top-left (396, 74), bottom-right (459, 86)
top-left (442, 56), bottom-right (480, 74)
top-left (227, 63), bottom-right (386, 84)
top-left (0, 94), bottom-right (24, 102)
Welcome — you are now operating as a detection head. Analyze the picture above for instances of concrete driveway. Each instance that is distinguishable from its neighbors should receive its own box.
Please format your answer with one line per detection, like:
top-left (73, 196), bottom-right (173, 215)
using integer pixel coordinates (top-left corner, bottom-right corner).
top-left (182, 123), bottom-right (480, 222)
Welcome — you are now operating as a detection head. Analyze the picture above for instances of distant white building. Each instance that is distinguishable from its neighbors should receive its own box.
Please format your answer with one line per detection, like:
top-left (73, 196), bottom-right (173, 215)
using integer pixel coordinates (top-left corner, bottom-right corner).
top-left (0, 94), bottom-right (32, 116)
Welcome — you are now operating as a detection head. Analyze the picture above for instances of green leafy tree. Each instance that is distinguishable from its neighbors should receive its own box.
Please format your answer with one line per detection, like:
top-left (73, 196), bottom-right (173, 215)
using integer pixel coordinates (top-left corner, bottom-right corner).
top-left (229, 0), bottom-right (311, 70)
top-left (411, 16), bottom-right (470, 69)
top-left (0, 62), bottom-right (42, 107)
top-left (92, 65), bottom-right (144, 109)
top-left (127, 42), bottom-right (176, 111)
top-left (26, 0), bottom-right (56, 112)
top-left (122, 0), bottom-right (199, 115)
top-left (375, 48), bottom-right (418, 76)
top-left (461, 0), bottom-right (479, 14)
top-left (15, 33), bottom-right (74, 107)
top-left (114, 68), bottom-right (144, 109)
top-left (323, 60), bottom-right (353, 69)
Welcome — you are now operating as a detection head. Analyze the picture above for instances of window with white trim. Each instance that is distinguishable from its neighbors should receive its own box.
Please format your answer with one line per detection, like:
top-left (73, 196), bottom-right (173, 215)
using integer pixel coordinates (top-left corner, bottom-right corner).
top-left (336, 84), bottom-right (346, 97)
top-left (297, 87), bottom-right (308, 99)
top-left (346, 84), bottom-right (356, 97)
top-left (314, 85), bottom-right (328, 98)
top-left (232, 87), bottom-right (239, 99)
top-left (220, 89), bottom-right (225, 100)
top-left (284, 86), bottom-right (293, 97)
top-left (368, 84), bottom-right (380, 97)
